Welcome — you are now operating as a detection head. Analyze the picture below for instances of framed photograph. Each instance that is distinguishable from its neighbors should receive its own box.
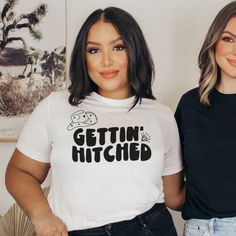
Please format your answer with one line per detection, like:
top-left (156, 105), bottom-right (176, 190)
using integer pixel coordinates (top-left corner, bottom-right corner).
top-left (0, 0), bottom-right (66, 141)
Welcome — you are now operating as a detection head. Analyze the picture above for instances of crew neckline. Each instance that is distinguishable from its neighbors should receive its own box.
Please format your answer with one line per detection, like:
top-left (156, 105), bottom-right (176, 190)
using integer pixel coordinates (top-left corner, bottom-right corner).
top-left (213, 87), bottom-right (236, 97)
top-left (89, 92), bottom-right (135, 107)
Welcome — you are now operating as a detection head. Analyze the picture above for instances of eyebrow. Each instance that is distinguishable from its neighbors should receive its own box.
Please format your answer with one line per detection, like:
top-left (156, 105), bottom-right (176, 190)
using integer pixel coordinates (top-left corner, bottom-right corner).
top-left (110, 37), bottom-right (123, 44)
top-left (222, 31), bottom-right (236, 38)
top-left (86, 37), bottom-right (123, 46)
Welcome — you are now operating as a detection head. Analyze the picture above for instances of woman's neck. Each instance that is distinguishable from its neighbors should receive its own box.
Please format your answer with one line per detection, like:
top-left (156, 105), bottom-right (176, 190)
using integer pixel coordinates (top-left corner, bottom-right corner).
top-left (98, 89), bottom-right (131, 100)
top-left (217, 73), bottom-right (236, 94)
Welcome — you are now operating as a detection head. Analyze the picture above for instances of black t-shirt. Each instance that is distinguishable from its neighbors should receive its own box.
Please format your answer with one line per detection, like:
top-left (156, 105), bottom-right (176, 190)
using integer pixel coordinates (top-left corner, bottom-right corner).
top-left (175, 87), bottom-right (236, 220)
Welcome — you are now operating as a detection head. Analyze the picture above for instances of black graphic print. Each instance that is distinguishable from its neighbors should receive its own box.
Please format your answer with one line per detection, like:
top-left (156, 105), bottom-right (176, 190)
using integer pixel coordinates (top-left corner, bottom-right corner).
top-left (68, 112), bottom-right (152, 163)
top-left (67, 110), bottom-right (97, 130)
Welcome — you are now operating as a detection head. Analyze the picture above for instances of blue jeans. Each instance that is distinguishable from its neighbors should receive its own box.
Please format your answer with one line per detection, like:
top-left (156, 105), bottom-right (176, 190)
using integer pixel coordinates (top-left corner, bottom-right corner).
top-left (69, 203), bottom-right (177, 236)
top-left (184, 217), bottom-right (236, 236)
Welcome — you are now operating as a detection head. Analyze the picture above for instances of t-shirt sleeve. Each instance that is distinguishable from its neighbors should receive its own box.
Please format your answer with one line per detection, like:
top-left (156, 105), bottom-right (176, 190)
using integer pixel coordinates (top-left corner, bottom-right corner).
top-left (162, 112), bottom-right (183, 176)
top-left (16, 96), bottom-right (51, 163)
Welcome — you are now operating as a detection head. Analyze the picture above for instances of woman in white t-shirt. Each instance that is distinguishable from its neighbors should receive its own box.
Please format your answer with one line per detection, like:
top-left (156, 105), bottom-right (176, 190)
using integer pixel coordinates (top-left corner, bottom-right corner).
top-left (6, 7), bottom-right (185, 236)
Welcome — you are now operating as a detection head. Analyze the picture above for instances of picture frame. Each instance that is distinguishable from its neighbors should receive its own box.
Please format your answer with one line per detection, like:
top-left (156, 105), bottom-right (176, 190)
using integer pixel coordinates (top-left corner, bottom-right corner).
top-left (0, 0), bottom-right (67, 142)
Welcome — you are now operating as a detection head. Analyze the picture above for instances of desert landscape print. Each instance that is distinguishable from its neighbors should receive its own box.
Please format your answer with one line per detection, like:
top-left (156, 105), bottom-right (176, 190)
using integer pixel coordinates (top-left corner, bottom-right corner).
top-left (0, 0), bottom-right (66, 140)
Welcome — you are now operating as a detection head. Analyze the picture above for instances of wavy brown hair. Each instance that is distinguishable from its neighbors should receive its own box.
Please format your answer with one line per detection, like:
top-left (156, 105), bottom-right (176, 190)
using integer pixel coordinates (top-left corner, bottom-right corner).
top-left (198, 1), bottom-right (236, 106)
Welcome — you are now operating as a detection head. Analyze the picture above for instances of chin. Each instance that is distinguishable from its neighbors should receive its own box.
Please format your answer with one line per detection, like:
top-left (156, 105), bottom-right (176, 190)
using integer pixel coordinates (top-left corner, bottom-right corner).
top-left (223, 69), bottom-right (236, 79)
top-left (228, 71), bottom-right (236, 78)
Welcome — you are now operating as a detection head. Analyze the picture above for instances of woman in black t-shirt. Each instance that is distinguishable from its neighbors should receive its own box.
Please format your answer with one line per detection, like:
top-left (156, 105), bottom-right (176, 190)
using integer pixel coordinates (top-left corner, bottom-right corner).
top-left (175, 1), bottom-right (236, 236)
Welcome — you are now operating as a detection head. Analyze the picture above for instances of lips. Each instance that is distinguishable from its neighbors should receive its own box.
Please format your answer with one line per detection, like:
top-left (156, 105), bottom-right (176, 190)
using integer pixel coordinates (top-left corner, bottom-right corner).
top-left (227, 59), bottom-right (236, 67)
top-left (99, 69), bottom-right (119, 79)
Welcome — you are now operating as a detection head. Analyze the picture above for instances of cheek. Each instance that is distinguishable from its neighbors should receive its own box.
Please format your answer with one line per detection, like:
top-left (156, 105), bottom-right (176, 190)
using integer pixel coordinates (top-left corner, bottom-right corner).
top-left (86, 56), bottom-right (98, 73)
top-left (117, 55), bottom-right (128, 70)
top-left (215, 42), bottom-right (231, 58)
top-left (215, 43), bottom-right (223, 60)
top-left (215, 43), bottom-right (226, 68)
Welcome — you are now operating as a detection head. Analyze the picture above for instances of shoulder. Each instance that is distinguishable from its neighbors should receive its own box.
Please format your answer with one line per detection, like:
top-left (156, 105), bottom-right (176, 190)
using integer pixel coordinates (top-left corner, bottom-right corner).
top-left (141, 98), bottom-right (174, 119)
top-left (47, 89), bottom-right (70, 102)
top-left (33, 90), bottom-right (70, 113)
top-left (181, 87), bottom-right (199, 99)
top-left (40, 89), bottom-right (70, 107)
top-left (181, 87), bottom-right (199, 100)
top-left (177, 87), bottom-right (199, 107)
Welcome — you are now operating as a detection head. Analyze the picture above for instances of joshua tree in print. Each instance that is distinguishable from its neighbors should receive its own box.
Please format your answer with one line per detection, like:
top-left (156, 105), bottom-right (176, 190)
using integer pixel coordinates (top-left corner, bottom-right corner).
top-left (41, 46), bottom-right (66, 85)
top-left (22, 46), bottom-right (43, 77)
top-left (0, 0), bottom-right (47, 53)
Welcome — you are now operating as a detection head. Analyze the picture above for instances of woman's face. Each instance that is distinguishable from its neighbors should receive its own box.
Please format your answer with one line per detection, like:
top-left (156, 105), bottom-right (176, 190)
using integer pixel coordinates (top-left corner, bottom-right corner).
top-left (86, 20), bottom-right (129, 99)
top-left (215, 16), bottom-right (236, 80)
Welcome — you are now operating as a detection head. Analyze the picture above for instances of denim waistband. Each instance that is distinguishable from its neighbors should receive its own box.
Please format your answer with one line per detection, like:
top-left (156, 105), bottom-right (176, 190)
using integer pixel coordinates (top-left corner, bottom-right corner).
top-left (185, 217), bottom-right (236, 233)
top-left (69, 203), bottom-right (166, 235)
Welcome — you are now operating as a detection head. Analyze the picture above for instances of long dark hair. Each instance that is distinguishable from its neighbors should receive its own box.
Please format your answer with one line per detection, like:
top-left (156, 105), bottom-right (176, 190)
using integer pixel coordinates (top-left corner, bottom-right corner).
top-left (69, 7), bottom-right (155, 109)
top-left (198, 1), bottom-right (236, 106)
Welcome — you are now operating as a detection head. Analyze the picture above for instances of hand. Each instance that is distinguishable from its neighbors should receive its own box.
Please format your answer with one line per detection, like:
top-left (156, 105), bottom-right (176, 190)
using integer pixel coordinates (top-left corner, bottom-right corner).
top-left (32, 212), bottom-right (68, 236)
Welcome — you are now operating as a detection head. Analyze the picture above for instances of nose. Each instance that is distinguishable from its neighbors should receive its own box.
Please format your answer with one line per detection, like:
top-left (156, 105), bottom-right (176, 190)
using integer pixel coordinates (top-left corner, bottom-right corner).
top-left (102, 50), bottom-right (113, 67)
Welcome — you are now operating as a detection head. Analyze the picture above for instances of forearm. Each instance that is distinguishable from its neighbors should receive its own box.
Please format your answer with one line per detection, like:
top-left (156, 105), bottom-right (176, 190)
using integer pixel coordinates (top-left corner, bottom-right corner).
top-left (165, 183), bottom-right (186, 211)
top-left (163, 171), bottom-right (186, 211)
top-left (5, 149), bottom-right (68, 235)
top-left (5, 165), bottom-right (52, 220)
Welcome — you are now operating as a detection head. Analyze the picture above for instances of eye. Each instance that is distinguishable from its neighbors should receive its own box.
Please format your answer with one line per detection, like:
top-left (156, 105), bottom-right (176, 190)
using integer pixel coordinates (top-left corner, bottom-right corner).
top-left (221, 36), bottom-right (234, 43)
top-left (113, 45), bottom-right (126, 51)
top-left (87, 47), bottom-right (100, 54)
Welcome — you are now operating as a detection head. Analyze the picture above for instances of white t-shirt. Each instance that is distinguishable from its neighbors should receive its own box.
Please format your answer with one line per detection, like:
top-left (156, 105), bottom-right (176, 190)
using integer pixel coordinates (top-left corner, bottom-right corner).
top-left (17, 90), bottom-right (183, 231)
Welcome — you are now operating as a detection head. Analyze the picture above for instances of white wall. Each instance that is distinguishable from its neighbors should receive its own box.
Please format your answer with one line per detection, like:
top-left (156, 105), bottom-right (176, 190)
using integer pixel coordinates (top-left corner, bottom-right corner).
top-left (0, 1), bottom-right (232, 235)
top-left (0, 143), bottom-right (15, 214)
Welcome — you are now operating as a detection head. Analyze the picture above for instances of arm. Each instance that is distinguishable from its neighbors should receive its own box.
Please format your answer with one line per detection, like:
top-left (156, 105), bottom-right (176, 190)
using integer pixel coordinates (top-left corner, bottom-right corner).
top-left (162, 170), bottom-right (185, 211)
top-left (5, 148), bottom-right (68, 236)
